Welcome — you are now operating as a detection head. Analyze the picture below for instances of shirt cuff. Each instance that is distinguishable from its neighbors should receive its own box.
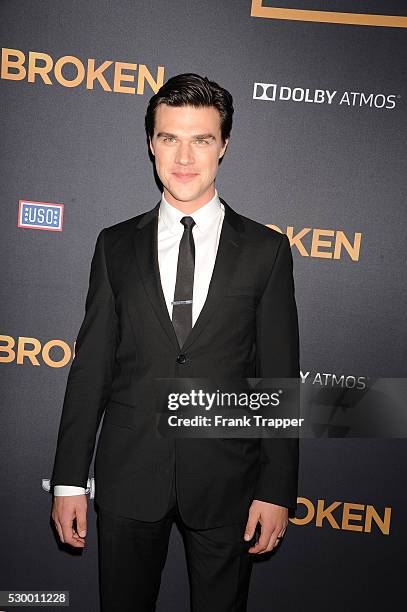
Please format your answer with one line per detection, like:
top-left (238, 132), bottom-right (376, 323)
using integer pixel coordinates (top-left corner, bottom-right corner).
top-left (53, 485), bottom-right (86, 496)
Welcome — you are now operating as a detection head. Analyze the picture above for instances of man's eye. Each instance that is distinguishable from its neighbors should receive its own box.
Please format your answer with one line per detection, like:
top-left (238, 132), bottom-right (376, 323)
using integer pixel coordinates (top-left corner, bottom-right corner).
top-left (163, 137), bottom-right (176, 143)
top-left (195, 139), bottom-right (208, 145)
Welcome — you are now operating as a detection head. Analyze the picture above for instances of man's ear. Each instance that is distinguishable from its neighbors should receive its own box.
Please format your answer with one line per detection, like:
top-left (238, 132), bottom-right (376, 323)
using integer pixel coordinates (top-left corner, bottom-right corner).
top-left (149, 137), bottom-right (155, 157)
top-left (219, 137), bottom-right (229, 159)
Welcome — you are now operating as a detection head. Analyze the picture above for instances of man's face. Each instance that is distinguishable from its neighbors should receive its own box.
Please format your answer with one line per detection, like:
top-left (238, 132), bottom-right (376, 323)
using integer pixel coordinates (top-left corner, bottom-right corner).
top-left (149, 104), bottom-right (228, 209)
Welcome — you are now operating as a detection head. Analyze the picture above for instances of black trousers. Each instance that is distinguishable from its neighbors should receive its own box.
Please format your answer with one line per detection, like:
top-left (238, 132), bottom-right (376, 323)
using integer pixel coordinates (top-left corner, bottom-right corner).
top-left (96, 470), bottom-right (254, 612)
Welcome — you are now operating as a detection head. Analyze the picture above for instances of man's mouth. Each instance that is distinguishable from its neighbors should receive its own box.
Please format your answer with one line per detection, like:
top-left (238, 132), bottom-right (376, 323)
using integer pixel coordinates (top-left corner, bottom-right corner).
top-left (172, 173), bottom-right (199, 182)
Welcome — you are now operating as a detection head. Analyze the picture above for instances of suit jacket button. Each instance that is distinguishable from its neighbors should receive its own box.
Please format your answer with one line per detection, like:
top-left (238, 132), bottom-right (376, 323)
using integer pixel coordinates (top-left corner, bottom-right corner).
top-left (176, 353), bottom-right (187, 364)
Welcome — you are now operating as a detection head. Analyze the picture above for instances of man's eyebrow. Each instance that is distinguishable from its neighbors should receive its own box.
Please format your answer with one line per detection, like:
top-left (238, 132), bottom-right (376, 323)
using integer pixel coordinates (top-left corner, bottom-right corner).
top-left (193, 133), bottom-right (216, 140)
top-left (156, 132), bottom-right (216, 140)
top-left (156, 132), bottom-right (177, 138)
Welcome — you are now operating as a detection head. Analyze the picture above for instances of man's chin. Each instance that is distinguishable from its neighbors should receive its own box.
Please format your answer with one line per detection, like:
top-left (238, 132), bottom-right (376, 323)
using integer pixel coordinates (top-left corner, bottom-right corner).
top-left (165, 186), bottom-right (205, 204)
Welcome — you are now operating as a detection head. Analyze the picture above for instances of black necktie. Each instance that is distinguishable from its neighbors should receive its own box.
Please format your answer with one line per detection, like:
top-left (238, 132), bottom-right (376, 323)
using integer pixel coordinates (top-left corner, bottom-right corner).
top-left (172, 216), bottom-right (196, 348)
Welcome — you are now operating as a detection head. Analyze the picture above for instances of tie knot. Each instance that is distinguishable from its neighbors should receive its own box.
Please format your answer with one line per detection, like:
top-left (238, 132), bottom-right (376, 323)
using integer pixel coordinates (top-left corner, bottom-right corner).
top-left (180, 216), bottom-right (195, 230)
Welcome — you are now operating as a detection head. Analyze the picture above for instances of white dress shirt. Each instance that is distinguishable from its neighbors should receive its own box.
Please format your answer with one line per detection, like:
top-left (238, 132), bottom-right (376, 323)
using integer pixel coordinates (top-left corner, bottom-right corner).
top-left (54, 189), bottom-right (225, 496)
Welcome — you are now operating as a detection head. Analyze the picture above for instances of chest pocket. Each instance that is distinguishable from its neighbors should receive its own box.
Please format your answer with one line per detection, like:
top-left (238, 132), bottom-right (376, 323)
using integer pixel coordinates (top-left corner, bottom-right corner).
top-left (223, 285), bottom-right (257, 312)
top-left (224, 284), bottom-right (256, 297)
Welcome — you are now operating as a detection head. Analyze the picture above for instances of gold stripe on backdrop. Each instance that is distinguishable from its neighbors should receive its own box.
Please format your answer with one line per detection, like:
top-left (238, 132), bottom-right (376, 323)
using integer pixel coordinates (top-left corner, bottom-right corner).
top-left (250, 0), bottom-right (407, 28)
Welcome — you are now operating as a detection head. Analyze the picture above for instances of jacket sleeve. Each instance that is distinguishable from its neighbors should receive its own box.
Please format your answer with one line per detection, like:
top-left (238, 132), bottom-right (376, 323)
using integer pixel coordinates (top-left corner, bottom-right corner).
top-left (253, 233), bottom-right (300, 511)
top-left (50, 229), bottom-right (118, 490)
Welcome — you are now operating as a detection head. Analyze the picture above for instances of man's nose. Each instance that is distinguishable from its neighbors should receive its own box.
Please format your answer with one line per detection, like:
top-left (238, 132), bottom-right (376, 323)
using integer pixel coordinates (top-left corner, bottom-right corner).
top-left (175, 142), bottom-right (194, 165)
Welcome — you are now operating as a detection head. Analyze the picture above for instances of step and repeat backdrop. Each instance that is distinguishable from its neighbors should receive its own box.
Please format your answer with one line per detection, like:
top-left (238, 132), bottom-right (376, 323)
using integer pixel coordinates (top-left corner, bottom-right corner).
top-left (1, 1), bottom-right (406, 611)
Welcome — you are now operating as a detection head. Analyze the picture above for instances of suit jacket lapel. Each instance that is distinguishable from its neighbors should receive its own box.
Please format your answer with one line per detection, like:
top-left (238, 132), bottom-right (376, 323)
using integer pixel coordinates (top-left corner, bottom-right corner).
top-left (132, 197), bottom-right (245, 353)
top-left (182, 199), bottom-right (244, 352)
top-left (132, 201), bottom-right (180, 350)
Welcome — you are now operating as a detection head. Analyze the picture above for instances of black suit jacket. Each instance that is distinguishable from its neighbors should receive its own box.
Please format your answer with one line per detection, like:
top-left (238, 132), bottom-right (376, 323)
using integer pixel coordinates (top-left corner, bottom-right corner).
top-left (51, 198), bottom-right (300, 529)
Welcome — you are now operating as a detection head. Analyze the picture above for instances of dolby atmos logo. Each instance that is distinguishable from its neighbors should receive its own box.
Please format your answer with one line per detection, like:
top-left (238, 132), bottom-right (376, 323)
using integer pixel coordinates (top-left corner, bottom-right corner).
top-left (253, 82), bottom-right (398, 109)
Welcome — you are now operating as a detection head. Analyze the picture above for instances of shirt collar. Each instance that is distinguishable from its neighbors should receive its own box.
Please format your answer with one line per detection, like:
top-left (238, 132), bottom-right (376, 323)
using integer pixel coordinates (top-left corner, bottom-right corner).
top-left (159, 189), bottom-right (223, 235)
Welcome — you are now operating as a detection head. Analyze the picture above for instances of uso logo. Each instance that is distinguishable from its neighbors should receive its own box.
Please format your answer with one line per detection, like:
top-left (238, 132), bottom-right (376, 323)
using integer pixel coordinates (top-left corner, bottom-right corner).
top-left (18, 200), bottom-right (64, 231)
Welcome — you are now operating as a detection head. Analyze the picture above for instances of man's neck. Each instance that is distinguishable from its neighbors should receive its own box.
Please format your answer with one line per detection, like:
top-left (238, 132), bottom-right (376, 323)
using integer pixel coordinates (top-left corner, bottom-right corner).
top-left (163, 187), bottom-right (218, 214)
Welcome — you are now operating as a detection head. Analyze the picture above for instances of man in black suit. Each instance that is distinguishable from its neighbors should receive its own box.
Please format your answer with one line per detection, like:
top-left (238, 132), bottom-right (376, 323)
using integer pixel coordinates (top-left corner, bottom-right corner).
top-left (51, 73), bottom-right (300, 611)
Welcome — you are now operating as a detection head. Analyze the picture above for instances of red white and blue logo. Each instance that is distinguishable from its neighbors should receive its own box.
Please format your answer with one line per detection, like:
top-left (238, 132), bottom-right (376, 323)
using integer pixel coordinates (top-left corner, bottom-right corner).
top-left (18, 200), bottom-right (64, 231)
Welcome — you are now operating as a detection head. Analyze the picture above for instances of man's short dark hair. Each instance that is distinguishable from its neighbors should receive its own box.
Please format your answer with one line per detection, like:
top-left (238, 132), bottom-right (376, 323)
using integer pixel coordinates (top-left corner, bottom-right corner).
top-left (145, 73), bottom-right (234, 145)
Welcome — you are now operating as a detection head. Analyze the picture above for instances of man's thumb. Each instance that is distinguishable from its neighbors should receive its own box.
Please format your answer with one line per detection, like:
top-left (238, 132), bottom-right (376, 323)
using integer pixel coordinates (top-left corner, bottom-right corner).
top-left (244, 517), bottom-right (257, 541)
top-left (77, 518), bottom-right (87, 537)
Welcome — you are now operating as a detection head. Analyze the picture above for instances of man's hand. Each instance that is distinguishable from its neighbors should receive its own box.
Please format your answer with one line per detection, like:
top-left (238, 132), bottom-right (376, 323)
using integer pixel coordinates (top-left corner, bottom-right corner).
top-left (52, 495), bottom-right (88, 548)
top-left (243, 500), bottom-right (288, 554)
